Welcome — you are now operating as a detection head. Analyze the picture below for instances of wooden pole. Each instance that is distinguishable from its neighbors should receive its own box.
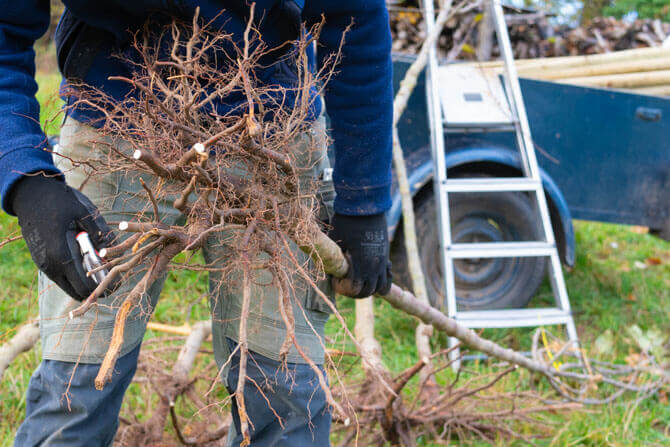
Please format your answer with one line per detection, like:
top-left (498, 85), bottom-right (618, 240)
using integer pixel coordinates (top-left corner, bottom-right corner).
top-left (391, 0), bottom-right (457, 385)
top-left (520, 57), bottom-right (670, 80)
top-left (466, 48), bottom-right (670, 92)
top-left (473, 46), bottom-right (670, 71)
top-left (625, 85), bottom-right (670, 96)
top-left (559, 70), bottom-right (670, 88)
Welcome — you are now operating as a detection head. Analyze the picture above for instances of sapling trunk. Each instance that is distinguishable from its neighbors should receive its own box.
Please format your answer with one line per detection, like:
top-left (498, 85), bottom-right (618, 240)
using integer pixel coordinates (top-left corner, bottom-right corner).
top-left (303, 230), bottom-right (553, 376)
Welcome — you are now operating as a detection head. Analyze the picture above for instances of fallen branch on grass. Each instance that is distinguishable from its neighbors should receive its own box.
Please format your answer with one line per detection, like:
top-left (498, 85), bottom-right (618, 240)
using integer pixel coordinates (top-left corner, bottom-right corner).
top-left (330, 345), bottom-right (582, 445)
top-left (0, 321), bottom-right (39, 380)
top-left (116, 321), bottom-right (235, 446)
top-left (303, 229), bottom-right (670, 403)
top-left (118, 322), bottom-right (579, 445)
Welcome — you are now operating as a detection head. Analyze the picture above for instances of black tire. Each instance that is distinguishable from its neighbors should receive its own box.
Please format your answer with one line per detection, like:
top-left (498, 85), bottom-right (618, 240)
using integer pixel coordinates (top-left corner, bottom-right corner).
top-left (650, 222), bottom-right (670, 242)
top-left (391, 188), bottom-right (546, 310)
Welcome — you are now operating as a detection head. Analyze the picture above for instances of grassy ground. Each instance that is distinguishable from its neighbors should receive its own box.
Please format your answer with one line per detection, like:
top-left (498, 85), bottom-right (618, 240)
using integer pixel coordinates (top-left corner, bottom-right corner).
top-left (0, 73), bottom-right (668, 446)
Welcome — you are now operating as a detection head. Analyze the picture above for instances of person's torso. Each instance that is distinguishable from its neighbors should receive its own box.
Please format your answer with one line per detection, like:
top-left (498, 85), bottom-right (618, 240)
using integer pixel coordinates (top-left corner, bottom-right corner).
top-left (57, 0), bottom-right (320, 127)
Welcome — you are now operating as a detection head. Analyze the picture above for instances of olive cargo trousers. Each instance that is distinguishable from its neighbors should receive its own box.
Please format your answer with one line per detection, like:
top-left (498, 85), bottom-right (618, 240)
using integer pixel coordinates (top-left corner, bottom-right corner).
top-left (15, 116), bottom-right (334, 446)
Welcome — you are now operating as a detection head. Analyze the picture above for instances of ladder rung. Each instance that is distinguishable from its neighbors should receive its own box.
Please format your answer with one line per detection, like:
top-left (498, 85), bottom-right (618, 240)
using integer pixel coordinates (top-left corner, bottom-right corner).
top-left (422, 0), bottom-right (579, 357)
top-left (444, 124), bottom-right (517, 133)
top-left (454, 307), bottom-right (572, 328)
top-left (442, 177), bottom-right (540, 193)
top-left (448, 241), bottom-right (554, 258)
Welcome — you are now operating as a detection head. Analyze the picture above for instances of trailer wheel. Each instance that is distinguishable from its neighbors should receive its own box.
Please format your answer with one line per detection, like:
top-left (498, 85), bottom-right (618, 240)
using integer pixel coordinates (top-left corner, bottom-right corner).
top-left (392, 188), bottom-right (546, 310)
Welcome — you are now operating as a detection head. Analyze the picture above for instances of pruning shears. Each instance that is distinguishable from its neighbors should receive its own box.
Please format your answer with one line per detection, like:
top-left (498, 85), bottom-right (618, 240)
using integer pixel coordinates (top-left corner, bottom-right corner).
top-left (75, 231), bottom-right (108, 285)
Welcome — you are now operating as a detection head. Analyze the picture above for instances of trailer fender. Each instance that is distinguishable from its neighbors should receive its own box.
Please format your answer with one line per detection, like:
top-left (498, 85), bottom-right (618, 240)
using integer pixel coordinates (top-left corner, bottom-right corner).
top-left (388, 145), bottom-right (576, 267)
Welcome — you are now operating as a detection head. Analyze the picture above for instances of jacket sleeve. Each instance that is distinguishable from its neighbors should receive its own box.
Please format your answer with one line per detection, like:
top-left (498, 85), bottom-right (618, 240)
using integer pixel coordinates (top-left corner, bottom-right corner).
top-left (0, 0), bottom-right (61, 215)
top-left (304, 0), bottom-right (393, 216)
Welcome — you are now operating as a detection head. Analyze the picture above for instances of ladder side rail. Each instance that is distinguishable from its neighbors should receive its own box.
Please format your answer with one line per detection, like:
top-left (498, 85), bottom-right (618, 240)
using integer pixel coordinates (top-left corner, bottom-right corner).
top-left (422, 0), bottom-right (462, 365)
top-left (491, 1), bottom-right (577, 346)
top-left (549, 253), bottom-right (576, 320)
top-left (490, 1), bottom-right (535, 179)
top-left (491, 0), bottom-right (558, 246)
top-left (422, 0), bottom-right (457, 316)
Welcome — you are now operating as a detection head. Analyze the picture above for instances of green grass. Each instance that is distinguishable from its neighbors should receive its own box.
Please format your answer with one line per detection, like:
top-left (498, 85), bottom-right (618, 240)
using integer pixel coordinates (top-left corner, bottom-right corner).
top-left (35, 71), bottom-right (64, 137)
top-left (0, 74), bottom-right (668, 446)
top-left (327, 221), bottom-right (669, 446)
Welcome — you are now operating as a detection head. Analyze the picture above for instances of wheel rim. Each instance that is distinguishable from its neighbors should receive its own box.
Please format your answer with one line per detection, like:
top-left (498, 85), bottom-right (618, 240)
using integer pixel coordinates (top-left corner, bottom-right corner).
top-left (452, 217), bottom-right (505, 287)
top-left (427, 213), bottom-right (525, 309)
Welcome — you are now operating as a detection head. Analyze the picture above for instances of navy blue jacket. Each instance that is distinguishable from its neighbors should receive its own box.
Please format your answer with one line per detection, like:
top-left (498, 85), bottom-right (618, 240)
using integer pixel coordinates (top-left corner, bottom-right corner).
top-left (0, 0), bottom-right (392, 216)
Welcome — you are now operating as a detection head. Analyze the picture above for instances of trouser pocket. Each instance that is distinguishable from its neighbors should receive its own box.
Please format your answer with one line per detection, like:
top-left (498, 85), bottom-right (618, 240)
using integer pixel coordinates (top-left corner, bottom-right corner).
top-left (206, 116), bottom-right (334, 369)
top-left (316, 165), bottom-right (335, 225)
top-left (39, 116), bottom-right (179, 363)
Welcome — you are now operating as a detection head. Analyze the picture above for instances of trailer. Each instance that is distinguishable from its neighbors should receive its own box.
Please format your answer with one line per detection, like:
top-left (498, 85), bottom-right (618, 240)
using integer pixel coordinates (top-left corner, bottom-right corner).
top-left (388, 54), bottom-right (670, 310)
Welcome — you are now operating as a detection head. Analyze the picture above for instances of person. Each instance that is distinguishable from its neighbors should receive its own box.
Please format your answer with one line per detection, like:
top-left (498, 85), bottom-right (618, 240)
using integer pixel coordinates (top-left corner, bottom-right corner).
top-left (0, 1), bottom-right (393, 445)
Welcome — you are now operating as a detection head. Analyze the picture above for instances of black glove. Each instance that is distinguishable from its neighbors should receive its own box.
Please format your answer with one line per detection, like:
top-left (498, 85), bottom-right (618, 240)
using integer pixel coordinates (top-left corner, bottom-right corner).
top-left (10, 175), bottom-right (115, 301)
top-left (328, 213), bottom-right (392, 298)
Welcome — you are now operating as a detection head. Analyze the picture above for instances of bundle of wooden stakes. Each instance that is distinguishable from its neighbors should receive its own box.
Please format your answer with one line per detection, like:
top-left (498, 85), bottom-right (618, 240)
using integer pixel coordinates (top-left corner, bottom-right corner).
top-left (469, 46), bottom-right (670, 96)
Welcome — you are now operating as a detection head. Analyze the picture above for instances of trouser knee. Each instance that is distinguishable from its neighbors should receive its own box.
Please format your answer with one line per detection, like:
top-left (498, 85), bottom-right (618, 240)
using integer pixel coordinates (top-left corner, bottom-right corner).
top-left (15, 344), bottom-right (141, 447)
top-left (224, 338), bottom-right (331, 447)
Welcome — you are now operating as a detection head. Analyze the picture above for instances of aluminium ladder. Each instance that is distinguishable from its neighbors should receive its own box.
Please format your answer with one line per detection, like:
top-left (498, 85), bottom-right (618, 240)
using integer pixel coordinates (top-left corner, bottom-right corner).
top-left (421, 0), bottom-right (579, 364)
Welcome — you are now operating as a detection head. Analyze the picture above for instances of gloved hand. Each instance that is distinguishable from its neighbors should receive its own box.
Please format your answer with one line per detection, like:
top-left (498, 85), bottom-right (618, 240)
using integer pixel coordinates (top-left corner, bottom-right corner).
top-left (328, 213), bottom-right (392, 298)
top-left (10, 175), bottom-right (115, 301)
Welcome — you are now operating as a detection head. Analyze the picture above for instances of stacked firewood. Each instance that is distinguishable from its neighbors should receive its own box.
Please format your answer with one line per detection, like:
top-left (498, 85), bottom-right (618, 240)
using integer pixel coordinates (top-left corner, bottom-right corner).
top-left (389, 4), bottom-right (670, 60)
top-left (388, 2), bottom-right (670, 96)
top-left (561, 17), bottom-right (669, 54)
top-left (504, 17), bottom-right (670, 58)
top-left (390, 4), bottom-right (484, 59)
